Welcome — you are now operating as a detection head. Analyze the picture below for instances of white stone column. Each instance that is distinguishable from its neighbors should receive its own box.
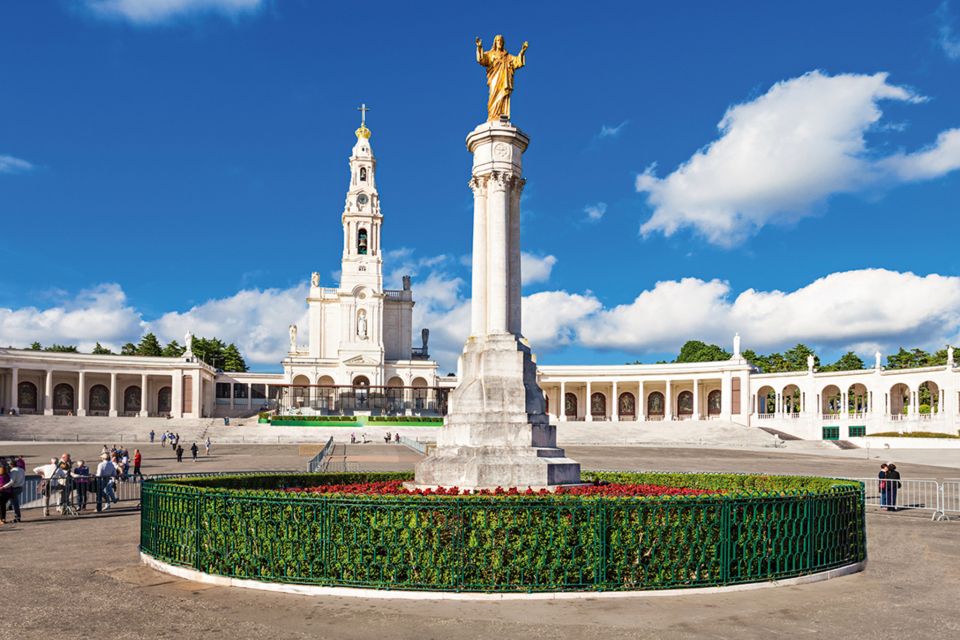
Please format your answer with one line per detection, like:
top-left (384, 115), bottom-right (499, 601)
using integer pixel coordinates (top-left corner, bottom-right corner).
top-left (171, 371), bottom-right (182, 418)
top-left (665, 380), bottom-right (672, 420)
top-left (611, 380), bottom-right (619, 422)
top-left (247, 384), bottom-right (253, 408)
top-left (639, 381), bottom-right (647, 421)
top-left (109, 372), bottom-right (118, 417)
top-left (720, 372), bottom-right (732, 420)
top-left (507, 181), bottom-right (522, 336)
top-left (229, 382), bottom-right (235, 408)
top-left (10, 367), bottom-right (18, 414)
top-left (585, 381), bottom-right (592, 422)
top-left (77, 371), bottom-right (86, 416)
top-left (559, 380), bottom-right (566, 421)
top-left (44, 369), bottom-right (54, 415)
top-left (140, 373), bottom-right (149, 417)
top-left (693, 379), bottom-right (700, 419)
top-left (192, 373), bottom-right (202, 418)
top-left (486, 173), bottom-right (509, 334)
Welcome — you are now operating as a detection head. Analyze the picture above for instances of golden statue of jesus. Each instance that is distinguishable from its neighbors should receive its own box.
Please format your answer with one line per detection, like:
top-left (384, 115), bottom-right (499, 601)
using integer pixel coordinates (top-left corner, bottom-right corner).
top-left (476, 35), bottom-right (528, 121)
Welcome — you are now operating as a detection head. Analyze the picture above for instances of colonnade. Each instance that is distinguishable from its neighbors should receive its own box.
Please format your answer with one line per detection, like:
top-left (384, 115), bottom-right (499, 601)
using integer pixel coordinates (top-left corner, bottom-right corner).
top-left (0, 366), bottom-right (203, 418)
top-left (541, 374), bottom-right (749, 423)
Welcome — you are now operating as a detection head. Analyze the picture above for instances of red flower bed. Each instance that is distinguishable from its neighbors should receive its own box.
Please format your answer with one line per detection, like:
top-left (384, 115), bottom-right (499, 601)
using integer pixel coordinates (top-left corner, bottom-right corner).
top-left (285, 480), bottom-right (716, 497)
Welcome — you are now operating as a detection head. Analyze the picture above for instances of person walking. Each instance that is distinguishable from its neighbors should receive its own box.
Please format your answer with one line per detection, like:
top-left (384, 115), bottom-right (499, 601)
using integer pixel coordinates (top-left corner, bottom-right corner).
top-left (73, 460), bottom-right (90, 511)
top-left (1, 460), bottom-right (24, 523)
top-left (175, 445), bottom-right (184, 463)
top-left (190, 442), bottom-right (199, 461)
top-left (878, 463), bottom-right (888, 509)
top-left (149, 429), bottom-right (155, 444)
top-left (204, 437), bottom-right (211, 456)
top-left (160, 432), bottom-right (167, 448)
top-left (886, 463), bottom-right (902, 511)
top-left (133, 449), bottom-right (142, 477)
top-left (95, 453), bottom-right (117, 512)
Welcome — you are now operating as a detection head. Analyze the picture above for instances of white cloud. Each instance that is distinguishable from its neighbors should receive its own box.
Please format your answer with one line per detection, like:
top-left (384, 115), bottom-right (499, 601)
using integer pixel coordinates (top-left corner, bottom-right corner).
top-left (879, 128), bottom-right (960, 180)
top-left (150, 284), bottom-right (308, 365)
top-left (523, 291), bottom-right (601, 349)
top-left (520, 252), bottom-right (557, 286)
top-left (575, 269), bottom-right (960, 356)
top-left (0, 154), bottom-right (34, 174)
top-left (584, 202), bottom-right (607, 222)
top-left (598, 121), bottom-right (628, 139)
top-left (8, 269), bottom-right (960, 373)
top-left (0, 284), bottom-right (143, 351)
top-left (83, 0), bottom-right (265, 24)
top-left (939, 1), bottom-right (960, 60)
top-left (637, 71), bottom-right (960, 246)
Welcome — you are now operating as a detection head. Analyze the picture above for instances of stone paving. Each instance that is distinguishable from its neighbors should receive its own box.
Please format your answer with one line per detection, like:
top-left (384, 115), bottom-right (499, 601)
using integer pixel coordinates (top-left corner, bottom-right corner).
top-left (1, 444), bottom-right (958, 640)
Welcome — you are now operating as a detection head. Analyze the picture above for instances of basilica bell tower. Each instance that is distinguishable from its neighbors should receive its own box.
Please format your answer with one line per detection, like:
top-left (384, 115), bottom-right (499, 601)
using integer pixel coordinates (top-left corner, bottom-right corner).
top-left (340, 104), bottom-right (383, 293)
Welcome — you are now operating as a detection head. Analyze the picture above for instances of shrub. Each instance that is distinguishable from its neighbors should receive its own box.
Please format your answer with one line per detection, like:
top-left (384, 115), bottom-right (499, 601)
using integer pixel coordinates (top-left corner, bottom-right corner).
top-left (866, 431), bottom-right (960, 439)
top-left (141, 471), bottom-right (865, 593)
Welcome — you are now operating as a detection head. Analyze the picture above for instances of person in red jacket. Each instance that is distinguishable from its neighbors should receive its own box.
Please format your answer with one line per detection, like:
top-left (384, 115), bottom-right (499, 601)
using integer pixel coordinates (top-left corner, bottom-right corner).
top-left (133, 449), bottom-right (142, 477)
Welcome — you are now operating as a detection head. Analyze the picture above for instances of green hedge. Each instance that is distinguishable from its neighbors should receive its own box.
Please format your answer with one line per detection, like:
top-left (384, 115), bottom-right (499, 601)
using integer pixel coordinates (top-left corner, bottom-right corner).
top-left (270, 415), bottom-right (359, 427)
top-left (866, 431), bottom-right (960, 439)
top-left (140, 471), bottom-right (865, 593)
top-left (368, 416), bottom-right (444, 425)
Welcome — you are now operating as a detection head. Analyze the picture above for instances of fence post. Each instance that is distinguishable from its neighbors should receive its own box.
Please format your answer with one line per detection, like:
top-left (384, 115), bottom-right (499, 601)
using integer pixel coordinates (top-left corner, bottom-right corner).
top-left (194, 490), bottom-right (203, 571)
top-left (720, 500), bottom-right (731, 585)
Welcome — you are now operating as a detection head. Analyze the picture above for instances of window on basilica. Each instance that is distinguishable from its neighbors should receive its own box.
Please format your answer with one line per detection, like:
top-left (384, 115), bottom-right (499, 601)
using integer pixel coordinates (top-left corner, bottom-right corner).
top-left (357, 228), bottom-right (368, 255)
top-left (360, 167), bottom-right (367, 181)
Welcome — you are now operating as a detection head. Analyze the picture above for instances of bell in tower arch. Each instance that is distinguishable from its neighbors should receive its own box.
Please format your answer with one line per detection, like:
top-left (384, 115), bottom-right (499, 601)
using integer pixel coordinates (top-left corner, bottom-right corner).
top-left (357, 228), bottom-right (368, 255)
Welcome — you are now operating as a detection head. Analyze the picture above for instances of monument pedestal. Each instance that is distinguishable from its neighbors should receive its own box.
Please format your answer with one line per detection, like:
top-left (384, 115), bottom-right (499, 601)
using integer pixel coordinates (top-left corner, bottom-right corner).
top-left (415, 334), bottom-right (580, 489)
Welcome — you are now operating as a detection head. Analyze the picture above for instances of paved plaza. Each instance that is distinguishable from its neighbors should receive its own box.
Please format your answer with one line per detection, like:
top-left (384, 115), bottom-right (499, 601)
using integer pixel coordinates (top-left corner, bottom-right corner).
top-left (0, 442), bottom-right (957, 640)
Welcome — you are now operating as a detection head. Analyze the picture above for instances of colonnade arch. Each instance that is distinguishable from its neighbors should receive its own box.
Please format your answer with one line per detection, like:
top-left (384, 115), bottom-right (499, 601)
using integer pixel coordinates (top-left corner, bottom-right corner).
top-left (756, 386), bottom-right (775, 415)
top-left (821, 385), bottom-right (842, 415)
top-left (52, 382), bottom-right (74, 413)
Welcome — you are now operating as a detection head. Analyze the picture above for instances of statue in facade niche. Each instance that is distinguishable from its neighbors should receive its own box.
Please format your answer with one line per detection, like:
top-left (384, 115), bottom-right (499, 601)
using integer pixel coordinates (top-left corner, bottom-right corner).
top-left (289, 324), bottom-right (297, 351)
top-left (476, 35), bottom-right (528, 121)
top-left (358, 311), bottom-right (368, 339)
top-left (311, 272), bottom-right (320, 287)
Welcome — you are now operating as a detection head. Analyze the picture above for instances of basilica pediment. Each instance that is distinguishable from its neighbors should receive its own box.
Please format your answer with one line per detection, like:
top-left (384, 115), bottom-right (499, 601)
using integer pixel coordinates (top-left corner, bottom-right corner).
top-left (342, 354), bottom-right (380, 366)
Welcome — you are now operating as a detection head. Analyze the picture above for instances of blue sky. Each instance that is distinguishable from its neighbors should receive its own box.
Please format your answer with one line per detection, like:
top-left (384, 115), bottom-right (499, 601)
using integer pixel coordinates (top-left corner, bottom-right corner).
top-left (2, 0), bottom-right (960, 373)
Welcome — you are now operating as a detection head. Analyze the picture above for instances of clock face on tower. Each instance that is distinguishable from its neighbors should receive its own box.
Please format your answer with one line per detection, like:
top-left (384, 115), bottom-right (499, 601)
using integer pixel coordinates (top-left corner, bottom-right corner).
top-left (356, 193), bottom-right (369, 207)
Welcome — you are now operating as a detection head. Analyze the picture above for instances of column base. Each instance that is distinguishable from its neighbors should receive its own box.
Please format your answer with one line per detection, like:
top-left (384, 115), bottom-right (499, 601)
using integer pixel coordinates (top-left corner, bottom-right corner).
top-left (139, 410), bottom-right (149, 418)
top-left (109, 410), bottom-right (118, 417)
top-left (415, 444), bottom-right (581, 490)
top-left (44, 409), bottom-right (53, 416)
top-left (77, 409), bottom-right (87, 417)
top-left (414, 333), bottom-right (581, 490)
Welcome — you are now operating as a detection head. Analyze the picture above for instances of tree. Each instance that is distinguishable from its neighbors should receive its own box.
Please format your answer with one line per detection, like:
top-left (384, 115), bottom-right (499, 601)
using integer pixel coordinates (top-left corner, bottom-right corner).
top-left (44, 344), bottom-right (78, 353)
top-left (29, 341), bottom-right (42, 350)
top-left (783, 344), bottom-right (819, 371)
top-left (674, 340), bottom-right (731, 363)
top-left (221, 343), bottom-right (248, 372)
top-left (92, 342), bottom-right (114, 355)
top-left (886, 347), bottom-right (930, 369)
top-left (161, 340), bottom-right (186, 358)
top-left (191, 337), bottom-right (226, 368)
top-left (120, 342), bottom-right (138, 356)
top-left (822, 351), bottom-right (865, 372)
top-left (136, 333), bottom-right (163, 357)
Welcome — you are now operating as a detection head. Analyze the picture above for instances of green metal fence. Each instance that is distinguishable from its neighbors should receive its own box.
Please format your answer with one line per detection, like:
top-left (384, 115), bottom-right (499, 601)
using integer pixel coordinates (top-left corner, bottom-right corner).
top-left (140, 473), bottom-right (866, 593)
